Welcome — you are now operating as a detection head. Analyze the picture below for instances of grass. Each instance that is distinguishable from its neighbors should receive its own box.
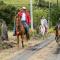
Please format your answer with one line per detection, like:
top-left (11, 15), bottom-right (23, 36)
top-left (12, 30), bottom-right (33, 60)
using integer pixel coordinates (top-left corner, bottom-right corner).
top-left (48, 27), bottom-right (55, 33)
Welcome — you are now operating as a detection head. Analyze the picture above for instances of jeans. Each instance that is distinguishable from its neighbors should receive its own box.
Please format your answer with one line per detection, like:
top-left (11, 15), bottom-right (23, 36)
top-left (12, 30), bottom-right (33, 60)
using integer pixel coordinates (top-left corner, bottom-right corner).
top-left (21, 21), bottom-right (29, 33)
top-left (13, 20), bottom-right (16, 36)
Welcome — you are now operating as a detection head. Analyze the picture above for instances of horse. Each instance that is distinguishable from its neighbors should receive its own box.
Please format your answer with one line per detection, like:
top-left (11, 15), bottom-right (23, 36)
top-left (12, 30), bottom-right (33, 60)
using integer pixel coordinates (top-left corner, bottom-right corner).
top-left (15, 16), bottom-right (29, 48)
top-left (40, 25), bottom-right (48, 39)
top-left (55, 24), bottom-right (60, 45)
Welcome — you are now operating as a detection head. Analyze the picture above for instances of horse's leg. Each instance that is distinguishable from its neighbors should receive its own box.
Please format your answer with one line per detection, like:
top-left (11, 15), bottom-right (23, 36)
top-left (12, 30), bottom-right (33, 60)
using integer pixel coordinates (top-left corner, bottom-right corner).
top-left (42, 32), bottom-right (45, 40)
top-left (21, 35), bottom-right (24, 48)
top-left (17, 35), bottom-right (19, 48)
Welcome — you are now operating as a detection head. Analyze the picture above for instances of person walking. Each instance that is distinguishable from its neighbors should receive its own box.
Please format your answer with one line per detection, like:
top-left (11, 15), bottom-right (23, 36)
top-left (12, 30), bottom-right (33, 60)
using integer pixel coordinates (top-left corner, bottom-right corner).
top-left (1, 20), bottom-right (8, 41)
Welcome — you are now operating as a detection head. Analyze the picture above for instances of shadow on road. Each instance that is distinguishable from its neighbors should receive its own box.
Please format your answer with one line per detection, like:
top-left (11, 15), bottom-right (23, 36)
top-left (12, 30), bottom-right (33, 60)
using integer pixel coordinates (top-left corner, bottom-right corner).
top-left (54, 46), bottom-right (60, 54)
top-left (0, 41), bottom-right (17, 49)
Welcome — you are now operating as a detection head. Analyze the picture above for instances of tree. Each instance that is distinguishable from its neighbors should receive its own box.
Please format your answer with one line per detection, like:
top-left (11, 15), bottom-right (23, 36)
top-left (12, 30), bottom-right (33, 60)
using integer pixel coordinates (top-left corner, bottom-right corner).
top-left (0, 1), bottom-right (17, 30)
top-left (34, 0), bottom-right (49, 8)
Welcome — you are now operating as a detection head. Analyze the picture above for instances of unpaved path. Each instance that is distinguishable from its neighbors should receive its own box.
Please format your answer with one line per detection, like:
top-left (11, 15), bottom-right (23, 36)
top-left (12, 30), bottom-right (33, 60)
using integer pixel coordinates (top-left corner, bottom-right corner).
top-left (28, 41), bottom-right (57, 60)
top-left (10, 35), bottom-right (54, 60)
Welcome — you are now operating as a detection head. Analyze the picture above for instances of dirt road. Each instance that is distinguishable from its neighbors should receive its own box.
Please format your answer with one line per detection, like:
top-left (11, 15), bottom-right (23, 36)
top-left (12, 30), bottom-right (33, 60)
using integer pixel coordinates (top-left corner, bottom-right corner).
top-left (10, 35), bottom-right (55, 60)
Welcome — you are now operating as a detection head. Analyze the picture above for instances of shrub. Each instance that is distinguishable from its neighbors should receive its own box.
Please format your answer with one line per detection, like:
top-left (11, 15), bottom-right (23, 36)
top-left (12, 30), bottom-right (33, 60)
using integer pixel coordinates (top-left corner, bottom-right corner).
top-left (0, 1), bottom-right (17, 30)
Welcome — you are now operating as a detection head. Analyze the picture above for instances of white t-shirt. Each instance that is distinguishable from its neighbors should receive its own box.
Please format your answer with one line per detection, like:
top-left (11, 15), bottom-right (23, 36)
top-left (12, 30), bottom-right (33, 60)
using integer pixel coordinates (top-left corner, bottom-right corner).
top-left (21, 12), bottom-right (26, 21)
top-left (41, 19), bottom-right (48, 28)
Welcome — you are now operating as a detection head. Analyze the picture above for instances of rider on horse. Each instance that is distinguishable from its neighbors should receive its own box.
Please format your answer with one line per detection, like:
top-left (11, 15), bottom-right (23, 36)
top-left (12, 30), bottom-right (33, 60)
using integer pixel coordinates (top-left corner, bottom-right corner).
top-left (55, 18), bottom-right (60, 40)
top-left (16, 7), bottom-right (31, 39)
top-left (41, 16), bottom-right (48, 33)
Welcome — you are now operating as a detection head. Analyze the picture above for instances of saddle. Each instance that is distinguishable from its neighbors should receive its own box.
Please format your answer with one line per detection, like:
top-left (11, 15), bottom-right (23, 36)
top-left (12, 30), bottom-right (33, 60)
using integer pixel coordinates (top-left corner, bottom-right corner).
top-left (17, 23), bottom-right (25, 35)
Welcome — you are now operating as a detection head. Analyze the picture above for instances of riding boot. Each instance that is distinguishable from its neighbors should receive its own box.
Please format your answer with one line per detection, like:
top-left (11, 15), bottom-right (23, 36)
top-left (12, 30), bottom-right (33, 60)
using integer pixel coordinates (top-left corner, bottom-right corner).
top-left (25, 28), bottom-right (29, 40)
top-left (26, 32), bottom-right (30, 40)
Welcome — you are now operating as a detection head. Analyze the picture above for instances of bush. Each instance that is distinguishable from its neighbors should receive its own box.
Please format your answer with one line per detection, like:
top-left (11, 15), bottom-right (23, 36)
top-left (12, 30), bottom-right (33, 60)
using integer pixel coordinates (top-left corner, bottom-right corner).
top-left (0, 1), bottom-right (17, 30)
top-left (48, 27), bottom-right (54, 33)
top-left (33, 8), bottom-right (48, 29)
top-left (29, 29), bottom-right (37, 37)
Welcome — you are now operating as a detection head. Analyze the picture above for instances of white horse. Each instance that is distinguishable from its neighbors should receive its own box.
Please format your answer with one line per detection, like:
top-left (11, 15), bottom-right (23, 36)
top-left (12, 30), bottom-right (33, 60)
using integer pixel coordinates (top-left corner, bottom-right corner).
top-left (41, 25), bottom-right (45, 35)
top-left (40, 25), bottom-right (48, 39)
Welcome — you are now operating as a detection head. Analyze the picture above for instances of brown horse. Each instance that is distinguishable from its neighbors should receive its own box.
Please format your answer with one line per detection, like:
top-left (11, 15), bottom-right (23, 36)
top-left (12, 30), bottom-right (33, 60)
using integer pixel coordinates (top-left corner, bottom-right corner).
top-left (16, 16), bottom-right (29, 48)
top-left (55, 24), bottom-right (60, 45)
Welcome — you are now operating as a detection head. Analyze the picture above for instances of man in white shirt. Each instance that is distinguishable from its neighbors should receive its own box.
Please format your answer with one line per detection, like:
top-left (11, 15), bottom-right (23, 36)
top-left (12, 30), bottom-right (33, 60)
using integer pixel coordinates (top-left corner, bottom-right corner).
top-left (21, 12), bottom-right (26, 21)
top-left (41, 16), bottom-right (48, 27)
top-left (41, 16), bottom-right (48, 33)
